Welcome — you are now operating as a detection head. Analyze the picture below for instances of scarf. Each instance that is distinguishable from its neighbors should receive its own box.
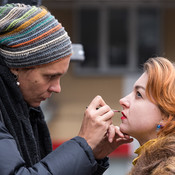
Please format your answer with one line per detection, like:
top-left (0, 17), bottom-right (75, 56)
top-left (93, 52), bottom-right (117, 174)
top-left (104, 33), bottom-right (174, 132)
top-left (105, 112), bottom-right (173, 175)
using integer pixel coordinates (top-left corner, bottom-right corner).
top-left (0, 56), bottom-right (52, 167)
top-left (132, 139), bottom-right (157, 165)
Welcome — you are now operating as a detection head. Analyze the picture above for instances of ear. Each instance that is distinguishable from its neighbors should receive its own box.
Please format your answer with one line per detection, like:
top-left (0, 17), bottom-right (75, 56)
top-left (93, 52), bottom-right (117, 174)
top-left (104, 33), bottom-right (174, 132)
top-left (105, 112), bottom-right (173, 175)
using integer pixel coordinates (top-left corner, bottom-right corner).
top-left (161, 115), bottom-right (170, 126)
top-left (10, 68), bottom-right (19, 76)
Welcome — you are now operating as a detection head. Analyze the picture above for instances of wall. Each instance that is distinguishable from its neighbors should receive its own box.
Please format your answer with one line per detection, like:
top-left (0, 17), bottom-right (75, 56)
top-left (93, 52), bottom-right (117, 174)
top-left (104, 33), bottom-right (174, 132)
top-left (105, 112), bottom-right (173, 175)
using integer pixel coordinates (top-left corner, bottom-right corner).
top-left (48, 65), bottom-right (123, 141)
top-left (41, 3), bottom-right (175, 175)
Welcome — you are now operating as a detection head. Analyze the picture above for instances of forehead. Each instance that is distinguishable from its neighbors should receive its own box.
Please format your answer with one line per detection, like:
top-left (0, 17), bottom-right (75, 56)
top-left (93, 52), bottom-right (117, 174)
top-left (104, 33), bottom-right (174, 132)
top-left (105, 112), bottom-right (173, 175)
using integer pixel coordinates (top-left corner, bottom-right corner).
top-left (38, 57), bottom-right (70, 74)
top-left (134, 73), bottom-right (148, 88)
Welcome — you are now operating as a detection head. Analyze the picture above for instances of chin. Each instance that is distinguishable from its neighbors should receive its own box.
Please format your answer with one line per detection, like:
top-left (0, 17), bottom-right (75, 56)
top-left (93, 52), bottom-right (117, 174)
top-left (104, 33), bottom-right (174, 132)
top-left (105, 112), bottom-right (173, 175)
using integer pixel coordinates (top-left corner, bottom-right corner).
top-left (119, 124), bottom-right (129, 135)
top-left (27, 101), bottom-right (41, 107)
top-left (32, 104), bottom-right (40, 108)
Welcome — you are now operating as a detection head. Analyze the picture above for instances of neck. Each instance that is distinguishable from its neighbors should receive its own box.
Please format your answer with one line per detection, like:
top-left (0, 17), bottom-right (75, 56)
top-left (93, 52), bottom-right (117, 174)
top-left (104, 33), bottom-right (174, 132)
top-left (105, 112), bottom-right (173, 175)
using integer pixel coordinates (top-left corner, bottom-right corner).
top-left (137, 135), bottom-right (158, 146)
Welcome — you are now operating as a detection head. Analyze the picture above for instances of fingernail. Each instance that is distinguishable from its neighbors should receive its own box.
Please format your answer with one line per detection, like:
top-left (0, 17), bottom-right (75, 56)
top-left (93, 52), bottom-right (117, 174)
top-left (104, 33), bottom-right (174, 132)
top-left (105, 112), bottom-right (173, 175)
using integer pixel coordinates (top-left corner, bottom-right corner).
top-left (109, 138), bottom-right (113, 143)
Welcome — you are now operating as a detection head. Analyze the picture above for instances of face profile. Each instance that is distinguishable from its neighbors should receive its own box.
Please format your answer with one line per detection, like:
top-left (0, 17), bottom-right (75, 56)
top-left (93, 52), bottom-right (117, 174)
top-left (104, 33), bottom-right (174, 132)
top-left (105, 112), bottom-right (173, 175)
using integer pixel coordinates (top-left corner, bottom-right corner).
top-left (119, 57), bottom-right (175, 174)
top-left (119, 72), bottom-right (163, 145)
top-left (10, 56), bottom-right (71, 107)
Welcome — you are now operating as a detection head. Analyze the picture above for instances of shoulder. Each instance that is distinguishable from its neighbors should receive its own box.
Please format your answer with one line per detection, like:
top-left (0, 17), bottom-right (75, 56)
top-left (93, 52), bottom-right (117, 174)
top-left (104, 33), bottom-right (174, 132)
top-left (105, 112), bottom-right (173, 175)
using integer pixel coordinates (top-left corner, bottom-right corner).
top-left (151, 156), bottom-right (175, 175)
top-left (130, 136), bottom-right (175, 175)
top-left (145, 135), bottom-right (175, 160)
top-left (0, 120), bottom-right (13, 140)
top-left (151, 135), bottom-right (175, 174)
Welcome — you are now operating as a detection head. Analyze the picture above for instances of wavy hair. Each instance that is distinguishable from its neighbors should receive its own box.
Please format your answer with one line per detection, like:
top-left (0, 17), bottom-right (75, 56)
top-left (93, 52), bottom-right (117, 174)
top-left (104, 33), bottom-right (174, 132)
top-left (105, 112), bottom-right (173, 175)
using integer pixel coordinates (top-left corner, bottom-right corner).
top-left (144, 57), bottom-right (175, 136)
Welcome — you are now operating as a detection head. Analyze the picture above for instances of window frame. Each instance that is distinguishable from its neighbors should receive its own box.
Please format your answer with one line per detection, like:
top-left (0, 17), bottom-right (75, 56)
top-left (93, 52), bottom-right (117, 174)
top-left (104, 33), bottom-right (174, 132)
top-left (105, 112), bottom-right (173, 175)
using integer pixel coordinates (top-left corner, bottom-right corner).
top-left (73, 3), bottom-right (163, 76)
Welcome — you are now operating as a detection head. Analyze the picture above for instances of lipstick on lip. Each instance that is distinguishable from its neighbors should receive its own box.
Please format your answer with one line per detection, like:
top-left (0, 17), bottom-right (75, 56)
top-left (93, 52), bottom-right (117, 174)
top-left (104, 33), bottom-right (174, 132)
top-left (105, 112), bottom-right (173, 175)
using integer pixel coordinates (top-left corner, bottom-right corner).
top-left (121, 112), bottom-right (127, 120)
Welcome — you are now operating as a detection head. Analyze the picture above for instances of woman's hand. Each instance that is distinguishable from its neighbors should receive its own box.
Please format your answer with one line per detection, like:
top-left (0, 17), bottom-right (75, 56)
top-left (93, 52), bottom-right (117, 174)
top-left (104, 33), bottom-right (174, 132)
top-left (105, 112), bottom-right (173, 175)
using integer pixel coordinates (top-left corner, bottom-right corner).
top-left (78, 96), bottom-right (114, 156)
top-left (92, 125), bottom-right (133, 159)
top-left (78, 95), bottom-right (133, 159)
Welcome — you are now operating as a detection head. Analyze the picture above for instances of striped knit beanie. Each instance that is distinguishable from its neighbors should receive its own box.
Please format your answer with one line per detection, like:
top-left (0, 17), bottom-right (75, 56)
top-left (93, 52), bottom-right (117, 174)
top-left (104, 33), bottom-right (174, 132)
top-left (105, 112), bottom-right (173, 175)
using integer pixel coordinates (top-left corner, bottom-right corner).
top-left (0, 3), bottom-right (72, 68)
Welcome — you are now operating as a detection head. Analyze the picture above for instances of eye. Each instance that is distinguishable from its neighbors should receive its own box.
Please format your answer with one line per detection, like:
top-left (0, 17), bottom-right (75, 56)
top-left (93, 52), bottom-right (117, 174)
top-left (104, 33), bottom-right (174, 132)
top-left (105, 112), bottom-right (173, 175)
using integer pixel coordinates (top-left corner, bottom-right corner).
top-left (51, 75), bottom-right (57, 79)
top-left (47, 74), bottom-right (57, 80)
top-left (136, 91), bottom-right (142, 98)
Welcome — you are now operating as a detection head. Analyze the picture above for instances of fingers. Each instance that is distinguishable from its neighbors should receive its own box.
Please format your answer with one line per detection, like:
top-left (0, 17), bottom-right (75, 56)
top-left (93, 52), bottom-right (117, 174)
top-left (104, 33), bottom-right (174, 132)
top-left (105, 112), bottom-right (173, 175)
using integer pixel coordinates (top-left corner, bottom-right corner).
top-left (80, 96), bottom-right (114, 150)
top-left (114, 126), bottom-right (124, 138)
top-left (87, 95), bottom-right (114, 121)
top-left (108, 125), bottom-right (124, 143)
top-left (97, 106), bottom-right (114, 121)
top-left (115, 137), bottom-right (134, 144)
top-left (114, 127), bottom-right (133, 144)
top-left (108, 125), bottom-right (133, 145)
top-left (108, 125), bottom-right (115, 143)
top-left (88, 95), bottom-right (106, 110)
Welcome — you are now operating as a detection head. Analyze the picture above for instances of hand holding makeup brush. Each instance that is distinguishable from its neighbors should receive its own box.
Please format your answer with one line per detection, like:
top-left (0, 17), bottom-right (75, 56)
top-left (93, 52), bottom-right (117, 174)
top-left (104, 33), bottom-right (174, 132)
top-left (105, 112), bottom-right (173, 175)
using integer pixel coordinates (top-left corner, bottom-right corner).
top-left (78, 95), bottom-right (133, 159)
top-left (78, 95), bottom-right (114, 158)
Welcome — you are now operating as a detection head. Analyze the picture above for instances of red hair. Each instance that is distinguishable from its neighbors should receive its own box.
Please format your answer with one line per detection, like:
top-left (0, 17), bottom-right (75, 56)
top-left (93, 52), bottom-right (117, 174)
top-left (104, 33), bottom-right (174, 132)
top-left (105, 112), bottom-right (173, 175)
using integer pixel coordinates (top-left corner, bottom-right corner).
top-left (144, 57), bottom-right (175, 136)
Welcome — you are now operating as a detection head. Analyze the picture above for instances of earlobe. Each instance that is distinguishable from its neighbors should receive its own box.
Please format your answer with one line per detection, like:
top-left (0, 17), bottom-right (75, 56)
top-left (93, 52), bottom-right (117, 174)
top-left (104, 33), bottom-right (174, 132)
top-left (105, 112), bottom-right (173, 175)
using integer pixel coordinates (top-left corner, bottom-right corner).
top-left (10, 68), bottom-right (20, 86)
top-left (156, 122), bottom-right (163, 132)
top-left (156, 117), bottom-right (168, 132)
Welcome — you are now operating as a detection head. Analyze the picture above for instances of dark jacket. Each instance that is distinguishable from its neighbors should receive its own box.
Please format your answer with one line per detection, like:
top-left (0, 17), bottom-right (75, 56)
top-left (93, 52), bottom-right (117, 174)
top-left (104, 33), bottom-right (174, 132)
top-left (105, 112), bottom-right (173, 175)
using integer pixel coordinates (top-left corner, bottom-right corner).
top-left (0, 58), bottom-right (109, 175)
top-left (0, 120), bottom-right (108, 174)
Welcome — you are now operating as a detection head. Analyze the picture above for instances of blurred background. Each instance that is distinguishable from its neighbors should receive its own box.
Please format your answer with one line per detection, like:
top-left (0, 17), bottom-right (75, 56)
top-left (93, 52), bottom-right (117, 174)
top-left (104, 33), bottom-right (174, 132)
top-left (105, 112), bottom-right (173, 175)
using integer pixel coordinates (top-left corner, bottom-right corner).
top-left (1, 0), bottom-right (175, 174)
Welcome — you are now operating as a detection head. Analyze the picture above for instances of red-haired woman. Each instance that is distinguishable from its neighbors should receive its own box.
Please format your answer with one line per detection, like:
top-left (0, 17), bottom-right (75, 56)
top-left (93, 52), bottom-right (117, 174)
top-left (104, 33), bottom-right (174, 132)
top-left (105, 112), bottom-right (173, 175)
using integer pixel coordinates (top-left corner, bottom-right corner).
top-left (119, 57), bottom-right (175, 174)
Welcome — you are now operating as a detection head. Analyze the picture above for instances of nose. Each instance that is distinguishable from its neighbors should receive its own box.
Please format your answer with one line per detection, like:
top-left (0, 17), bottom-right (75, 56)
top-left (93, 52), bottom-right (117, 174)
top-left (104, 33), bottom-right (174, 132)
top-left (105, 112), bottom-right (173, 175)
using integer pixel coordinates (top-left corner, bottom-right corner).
top-left (119, 95), bottom-right (130, 108)
top-left (48, 79), bottom-right (61, 93)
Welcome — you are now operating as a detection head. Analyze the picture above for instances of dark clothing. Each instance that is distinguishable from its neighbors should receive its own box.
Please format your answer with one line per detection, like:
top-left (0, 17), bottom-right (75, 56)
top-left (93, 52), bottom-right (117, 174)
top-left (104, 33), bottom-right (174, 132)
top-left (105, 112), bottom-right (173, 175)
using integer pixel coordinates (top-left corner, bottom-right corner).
top-left (0, 57), bottom-right (109, 174)
top-left (0, 57), bottom-right (52, 166)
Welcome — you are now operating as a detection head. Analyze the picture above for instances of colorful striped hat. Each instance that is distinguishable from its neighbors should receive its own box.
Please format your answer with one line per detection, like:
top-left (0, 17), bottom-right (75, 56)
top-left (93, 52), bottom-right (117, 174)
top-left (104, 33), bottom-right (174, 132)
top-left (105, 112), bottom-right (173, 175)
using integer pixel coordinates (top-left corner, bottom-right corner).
top-left (0, 3), bottom-right (72, 68)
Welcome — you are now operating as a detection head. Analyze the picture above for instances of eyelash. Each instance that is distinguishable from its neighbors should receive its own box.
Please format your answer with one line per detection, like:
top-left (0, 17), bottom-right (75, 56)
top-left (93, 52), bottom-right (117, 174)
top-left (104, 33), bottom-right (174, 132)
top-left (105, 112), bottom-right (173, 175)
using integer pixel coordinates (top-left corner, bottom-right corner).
top-left (45, 75), bottom-right (54, 81)
top-left (136, 91), bottom-right (142, 98)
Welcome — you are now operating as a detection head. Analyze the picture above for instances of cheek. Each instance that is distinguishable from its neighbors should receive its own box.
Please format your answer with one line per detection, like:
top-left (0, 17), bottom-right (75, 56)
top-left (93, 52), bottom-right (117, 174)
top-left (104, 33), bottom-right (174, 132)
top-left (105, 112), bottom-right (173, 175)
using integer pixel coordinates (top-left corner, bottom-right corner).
top-left (29, 80), bottom-right (40, 89)
top-left (32, 80), bottom-right (42, 89)
top-left (133, 106), bottom-right (161, 128)
top-left (128, 105), bottom-right (153, 126)
top-left (32, 80), bottom-right (51, 94)
top-left (21, 79), bottom-right (43, 94)
top-left (148, 106), bottom-right (162, 123)
top-left (20, 82), bottom-right (36, 97)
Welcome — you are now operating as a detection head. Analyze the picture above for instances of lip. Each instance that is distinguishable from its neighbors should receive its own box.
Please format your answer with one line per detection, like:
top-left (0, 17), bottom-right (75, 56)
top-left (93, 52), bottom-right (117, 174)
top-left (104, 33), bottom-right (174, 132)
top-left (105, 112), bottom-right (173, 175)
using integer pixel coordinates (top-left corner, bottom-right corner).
top-left (121, 112), bottom-right (127, 120)
top-left (41, 94), bottom-right (52, 101)
top-left (40, 97), bottom-right (48, 101)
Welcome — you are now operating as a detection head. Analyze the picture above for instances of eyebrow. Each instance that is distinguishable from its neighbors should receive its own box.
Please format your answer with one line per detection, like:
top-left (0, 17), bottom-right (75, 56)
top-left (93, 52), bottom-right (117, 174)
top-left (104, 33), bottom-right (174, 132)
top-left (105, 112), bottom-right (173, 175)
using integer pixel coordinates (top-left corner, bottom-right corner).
top-left (134, 85), bottom-right (146, 91)
top-left (43, 72), bottom-right (63, 77)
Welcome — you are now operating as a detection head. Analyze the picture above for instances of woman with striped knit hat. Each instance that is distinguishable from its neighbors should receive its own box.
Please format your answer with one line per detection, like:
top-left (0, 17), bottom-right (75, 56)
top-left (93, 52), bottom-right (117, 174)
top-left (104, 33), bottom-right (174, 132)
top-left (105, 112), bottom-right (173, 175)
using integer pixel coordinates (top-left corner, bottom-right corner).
top-left (0, 3), bottom-right (132, 174)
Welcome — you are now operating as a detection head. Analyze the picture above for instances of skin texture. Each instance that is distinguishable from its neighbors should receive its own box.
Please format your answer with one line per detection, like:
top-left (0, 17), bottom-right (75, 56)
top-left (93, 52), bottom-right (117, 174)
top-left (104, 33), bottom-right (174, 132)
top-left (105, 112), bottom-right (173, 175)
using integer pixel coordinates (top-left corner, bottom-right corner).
top-left (119, 72), bottom-right (163, 145)
top-left (79, 95), bottom-right (133, 159)
top-left (10, 56), bottom-right (71, 107)
top-left (11, 57), bottom-right (133, 159)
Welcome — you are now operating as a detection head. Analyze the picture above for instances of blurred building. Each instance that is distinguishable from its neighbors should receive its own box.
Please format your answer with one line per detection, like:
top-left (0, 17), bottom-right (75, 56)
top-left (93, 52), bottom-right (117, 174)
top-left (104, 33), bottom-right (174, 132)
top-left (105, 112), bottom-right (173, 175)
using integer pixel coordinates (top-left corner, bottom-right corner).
top-left (1, 0), bottom-right (175, 174)
top-left (39, 1), bottom-right (175, 174)
top-left (40, 0), bottom-right (175, 174)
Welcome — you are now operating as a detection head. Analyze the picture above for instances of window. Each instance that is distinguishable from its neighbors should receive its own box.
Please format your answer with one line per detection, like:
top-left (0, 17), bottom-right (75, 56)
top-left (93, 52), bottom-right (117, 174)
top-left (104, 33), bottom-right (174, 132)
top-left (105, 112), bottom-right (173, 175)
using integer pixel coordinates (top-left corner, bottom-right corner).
top-left (74, 5), bottom-right (161, 75)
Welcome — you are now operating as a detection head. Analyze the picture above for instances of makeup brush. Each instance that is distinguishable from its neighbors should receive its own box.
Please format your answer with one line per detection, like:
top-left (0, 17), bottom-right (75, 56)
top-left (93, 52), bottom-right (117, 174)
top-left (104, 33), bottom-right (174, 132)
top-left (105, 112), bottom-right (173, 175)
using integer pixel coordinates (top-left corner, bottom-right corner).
top-left (86, 106), bottom-right (120, 113)
top-left (112, 109), bottom-right (121, 113)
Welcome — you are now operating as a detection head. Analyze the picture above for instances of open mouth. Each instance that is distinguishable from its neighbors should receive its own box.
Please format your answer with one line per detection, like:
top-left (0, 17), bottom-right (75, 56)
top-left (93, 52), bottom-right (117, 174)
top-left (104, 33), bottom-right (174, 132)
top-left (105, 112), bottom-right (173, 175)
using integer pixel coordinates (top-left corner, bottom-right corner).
top-left (121, 112), bottom-right (127, 120)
